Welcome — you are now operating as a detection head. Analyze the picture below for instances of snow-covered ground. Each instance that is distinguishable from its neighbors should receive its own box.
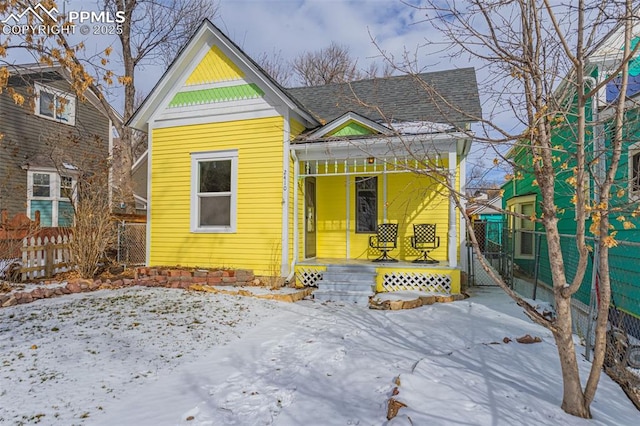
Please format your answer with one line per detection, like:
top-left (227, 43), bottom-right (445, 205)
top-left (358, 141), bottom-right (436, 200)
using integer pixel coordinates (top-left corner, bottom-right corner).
top-left (0, 286), bottom-right (638, 425)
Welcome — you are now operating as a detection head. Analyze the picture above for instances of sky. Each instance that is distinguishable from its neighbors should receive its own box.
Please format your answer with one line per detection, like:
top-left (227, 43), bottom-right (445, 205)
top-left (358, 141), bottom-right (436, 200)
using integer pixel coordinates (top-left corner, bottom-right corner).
top-left (215, 0), bottom-right (453, 76)
top-left (48, 0), bottom-right (463, 108)
top-left (1, 284), bottom-right (638, 425)
top-left (0, 0), bottom-right (503, 183)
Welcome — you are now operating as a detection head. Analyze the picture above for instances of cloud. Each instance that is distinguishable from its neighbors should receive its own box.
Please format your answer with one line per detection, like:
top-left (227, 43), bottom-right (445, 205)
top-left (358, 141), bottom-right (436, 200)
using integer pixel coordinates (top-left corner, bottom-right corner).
top-left (216, 0), bottom-right (456, 75)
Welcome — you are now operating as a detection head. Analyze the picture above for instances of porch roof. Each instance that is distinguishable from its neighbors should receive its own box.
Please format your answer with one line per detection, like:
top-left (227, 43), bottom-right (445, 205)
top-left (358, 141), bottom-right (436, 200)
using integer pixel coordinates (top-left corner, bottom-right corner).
top-left (290, 131), bottom-right (472, 162)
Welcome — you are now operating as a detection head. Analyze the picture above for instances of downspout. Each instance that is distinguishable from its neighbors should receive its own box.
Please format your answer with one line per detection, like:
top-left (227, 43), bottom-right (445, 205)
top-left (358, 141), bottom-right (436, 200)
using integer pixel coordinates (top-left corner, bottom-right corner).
top-left (281, 112), bottom-right (291, 277)
top-left (286, 149), bottom-right (299, 284)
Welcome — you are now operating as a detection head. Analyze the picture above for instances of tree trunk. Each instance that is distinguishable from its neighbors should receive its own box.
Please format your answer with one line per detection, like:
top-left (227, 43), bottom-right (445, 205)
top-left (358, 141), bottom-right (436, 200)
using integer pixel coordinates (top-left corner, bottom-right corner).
top-left (115, 0), bottom-right (137, 214)
top-left (543, 209), bottom-right (591, 417)
top-left (553, 295), bottom-right (591, 418)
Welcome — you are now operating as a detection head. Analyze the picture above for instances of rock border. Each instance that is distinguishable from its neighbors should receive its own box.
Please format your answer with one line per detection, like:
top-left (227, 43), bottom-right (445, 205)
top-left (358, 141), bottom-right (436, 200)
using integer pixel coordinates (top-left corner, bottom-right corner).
top-left (369, 293), bottom-right (466, 310)
top-left (1, 267), bottom-right (313, 308)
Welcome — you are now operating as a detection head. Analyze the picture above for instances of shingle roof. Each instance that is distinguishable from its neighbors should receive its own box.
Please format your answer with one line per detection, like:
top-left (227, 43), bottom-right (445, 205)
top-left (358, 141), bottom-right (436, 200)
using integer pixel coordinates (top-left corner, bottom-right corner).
top-left (286, 68), bottom-right (481, 127)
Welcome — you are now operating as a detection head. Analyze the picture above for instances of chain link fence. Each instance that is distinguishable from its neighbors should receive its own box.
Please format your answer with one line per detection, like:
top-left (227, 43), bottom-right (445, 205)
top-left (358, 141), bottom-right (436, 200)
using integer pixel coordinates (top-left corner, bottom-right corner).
top-left (469, 221), bottom-right (640, 402)
top-left (116, 222), bottom-right (146, 267)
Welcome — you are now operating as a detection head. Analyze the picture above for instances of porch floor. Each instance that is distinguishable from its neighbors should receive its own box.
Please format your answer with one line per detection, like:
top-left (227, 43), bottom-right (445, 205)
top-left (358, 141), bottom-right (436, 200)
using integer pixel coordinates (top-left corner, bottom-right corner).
top-left (297, 257), bottom-right (457, 269)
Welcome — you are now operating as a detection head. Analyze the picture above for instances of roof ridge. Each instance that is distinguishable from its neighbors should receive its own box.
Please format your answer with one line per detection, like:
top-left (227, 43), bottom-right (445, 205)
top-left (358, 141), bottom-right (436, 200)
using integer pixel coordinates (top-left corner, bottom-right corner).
top-left (286, 67), bottom-right (476, 90)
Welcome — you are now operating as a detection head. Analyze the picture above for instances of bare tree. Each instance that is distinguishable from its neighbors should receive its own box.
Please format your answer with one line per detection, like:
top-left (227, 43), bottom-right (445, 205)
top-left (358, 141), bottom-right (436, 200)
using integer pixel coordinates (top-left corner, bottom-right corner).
top-left (361, 61), bottom-right (394, 80)
top-left (102, 0), bottom-right (218, 212)
top-left (393, 0), bottom-right (640, 418)
top-left (258, 43), bottom-right (394, 88)
top-left (256, 49), bottom-right (294, 87)
top-left (292, 41), bottom-right (361, 86)
top-left (47, 136), bottom-right (116, 279)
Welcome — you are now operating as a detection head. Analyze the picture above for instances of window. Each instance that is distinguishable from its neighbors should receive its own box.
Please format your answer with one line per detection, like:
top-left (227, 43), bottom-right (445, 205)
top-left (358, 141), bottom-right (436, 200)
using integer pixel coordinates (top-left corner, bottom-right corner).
top-left (34, 83), bottom-right (76, 126)
top-left (191, 150), bottom-right (238, 233)
top-left (356, 176), bottom-right (377, 233)
top-left (629, 143), bottom-right (640, 201)
top-left (27, 171), bottom-right (76, 227)
top-left (507, 195), bottom-right (536, 259)
top-left (33, 173), bottom-right (50, 197)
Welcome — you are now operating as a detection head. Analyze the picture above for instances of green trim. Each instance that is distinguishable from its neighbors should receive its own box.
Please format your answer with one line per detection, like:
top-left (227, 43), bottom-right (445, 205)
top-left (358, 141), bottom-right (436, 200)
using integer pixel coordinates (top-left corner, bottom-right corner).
top-left (169, 83), bottom-right (264, 108)
top-left (328, 121), bottom-right (375, 137)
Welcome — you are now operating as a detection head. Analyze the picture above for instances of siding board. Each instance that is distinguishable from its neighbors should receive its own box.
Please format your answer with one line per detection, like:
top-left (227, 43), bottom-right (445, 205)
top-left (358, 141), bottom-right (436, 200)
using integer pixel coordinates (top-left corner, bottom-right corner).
top-left (150, 116), bottom-right (286, 275)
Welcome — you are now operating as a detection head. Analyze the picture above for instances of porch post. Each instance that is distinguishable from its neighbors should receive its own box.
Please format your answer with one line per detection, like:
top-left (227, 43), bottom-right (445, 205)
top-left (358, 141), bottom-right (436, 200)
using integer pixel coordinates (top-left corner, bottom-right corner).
top-left (448, 150), bottom-right (458, 268)
top-left (383, 172), bottom-right (388, 221)
top-left (292, 151), bottom-right (299, 270)
top-left (459, 155), bottom-right (467, 271)
top-left (346, 174), bottom-right (350, 258)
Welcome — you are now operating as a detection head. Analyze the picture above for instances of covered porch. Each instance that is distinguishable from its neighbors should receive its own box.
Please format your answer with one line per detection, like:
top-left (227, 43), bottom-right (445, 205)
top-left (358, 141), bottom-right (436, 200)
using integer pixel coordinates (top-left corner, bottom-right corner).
top-left (289, 130), bottom-right (470, 295)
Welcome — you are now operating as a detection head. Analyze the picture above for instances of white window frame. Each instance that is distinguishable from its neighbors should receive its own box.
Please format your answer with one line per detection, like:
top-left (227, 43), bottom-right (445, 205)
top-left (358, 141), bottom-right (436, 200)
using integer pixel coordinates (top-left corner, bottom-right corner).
top-left (26, 169), bottom-right (77, 227)
top-left (507, 194), bottom-right (536, 259)
top-left (34, 82), bottom-right (76, 126)
top-left (629, 141), bottom-right (640, 202)
top-left (190, 150), bottom-right (238, 233)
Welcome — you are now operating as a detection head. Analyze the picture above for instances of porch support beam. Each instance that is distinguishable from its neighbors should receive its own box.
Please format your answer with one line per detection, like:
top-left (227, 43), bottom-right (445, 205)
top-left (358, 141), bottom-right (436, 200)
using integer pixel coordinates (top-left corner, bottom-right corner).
top-left (448, 150), bottom-right (458, 268)
top-left (383, 172), bottom-right (388, 221)
top-left (459, 154), bottom-right (467, 271)
top-left (346, 175), bottom-right (350, 258)
top-left (292, 150), bottom-right (300, 274)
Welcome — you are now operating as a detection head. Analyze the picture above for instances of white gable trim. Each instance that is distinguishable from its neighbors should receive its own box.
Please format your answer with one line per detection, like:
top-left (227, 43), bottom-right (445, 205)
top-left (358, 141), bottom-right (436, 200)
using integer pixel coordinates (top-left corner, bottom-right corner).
top-left (129, 19), bottom-right (317, 132)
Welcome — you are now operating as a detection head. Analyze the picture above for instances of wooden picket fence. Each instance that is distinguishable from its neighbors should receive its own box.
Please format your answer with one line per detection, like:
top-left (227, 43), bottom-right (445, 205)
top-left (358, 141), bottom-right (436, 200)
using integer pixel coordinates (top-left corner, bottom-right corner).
top-left (20, 234), bottom-right (73, 281)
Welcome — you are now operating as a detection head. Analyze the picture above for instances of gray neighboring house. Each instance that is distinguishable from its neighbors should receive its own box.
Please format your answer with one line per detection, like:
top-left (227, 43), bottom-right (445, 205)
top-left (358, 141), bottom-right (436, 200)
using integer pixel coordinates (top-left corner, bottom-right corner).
top-left (0, 64), bottom-right (118, 227)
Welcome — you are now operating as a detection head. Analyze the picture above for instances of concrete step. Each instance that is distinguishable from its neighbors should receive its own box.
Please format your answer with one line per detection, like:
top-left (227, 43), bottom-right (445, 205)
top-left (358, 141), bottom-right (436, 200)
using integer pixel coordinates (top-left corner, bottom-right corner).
top-left (313, 289), bottom-right (372, 305)
top-left (320, 271), bottom-right (377, 283)
top-left (312, 264), bottom-right (378, 304)
top-left (318, 281), bottom-right (375, 292)
top-left (325, 264), bottom-right (376, 273)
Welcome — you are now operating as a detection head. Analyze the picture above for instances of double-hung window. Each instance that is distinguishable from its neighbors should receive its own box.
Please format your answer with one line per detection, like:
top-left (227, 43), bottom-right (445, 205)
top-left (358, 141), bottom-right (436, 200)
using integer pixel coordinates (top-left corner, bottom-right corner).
top-left (27, 171), bottom-right (76, 227)
top-left (507, 194), bottom-right (536, 259)
top-left (355, 176), bottom-right (377, 233)
top-left (191, 150), bottom-right (238, 233)
top-left (34, 83), bottom-right (76, 126)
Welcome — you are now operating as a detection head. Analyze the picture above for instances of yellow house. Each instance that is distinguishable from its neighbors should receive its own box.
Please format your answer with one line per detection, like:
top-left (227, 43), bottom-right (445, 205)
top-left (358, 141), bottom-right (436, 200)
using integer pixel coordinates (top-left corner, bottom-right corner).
top-left (129, 20), bottom-right (481, 303)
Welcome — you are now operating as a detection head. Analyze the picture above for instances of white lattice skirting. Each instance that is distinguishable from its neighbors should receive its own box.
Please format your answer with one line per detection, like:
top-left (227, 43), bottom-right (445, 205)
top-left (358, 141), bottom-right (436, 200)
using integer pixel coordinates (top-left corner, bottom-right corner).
top-left (296, 267), bottom-right (324, 287)
top-left (382, 272), bottom-right (452, 294)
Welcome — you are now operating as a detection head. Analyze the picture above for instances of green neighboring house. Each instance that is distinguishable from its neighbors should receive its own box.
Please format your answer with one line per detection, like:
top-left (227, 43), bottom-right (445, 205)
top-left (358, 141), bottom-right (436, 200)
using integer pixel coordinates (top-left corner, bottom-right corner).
top-left (502, 25), bottom-right (640, 319)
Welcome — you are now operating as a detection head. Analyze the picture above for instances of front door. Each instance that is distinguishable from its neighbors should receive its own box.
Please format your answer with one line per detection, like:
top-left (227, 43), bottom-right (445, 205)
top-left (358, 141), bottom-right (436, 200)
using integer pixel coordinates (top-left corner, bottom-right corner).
top-left (305, 178), bottom-right (316, 258)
